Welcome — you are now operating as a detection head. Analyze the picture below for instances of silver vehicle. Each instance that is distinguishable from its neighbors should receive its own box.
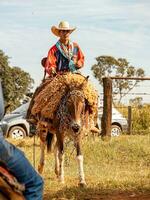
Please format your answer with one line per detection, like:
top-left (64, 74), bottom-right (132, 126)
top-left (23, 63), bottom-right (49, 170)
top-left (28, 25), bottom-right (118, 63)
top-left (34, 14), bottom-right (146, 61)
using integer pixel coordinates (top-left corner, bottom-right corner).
top-left (0, 100), bottom-right (128, 139)
top-left (98, 106), bottom-right (128, 136)
top-left (0, 102), bottom-right (30, 139)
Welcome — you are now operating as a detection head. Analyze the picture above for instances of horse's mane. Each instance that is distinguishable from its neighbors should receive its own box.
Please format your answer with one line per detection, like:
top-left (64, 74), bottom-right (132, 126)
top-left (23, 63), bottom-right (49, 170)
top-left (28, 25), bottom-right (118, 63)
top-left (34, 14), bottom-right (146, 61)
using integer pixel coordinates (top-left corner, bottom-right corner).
top-left (30, 72), bottom-right (98, 122)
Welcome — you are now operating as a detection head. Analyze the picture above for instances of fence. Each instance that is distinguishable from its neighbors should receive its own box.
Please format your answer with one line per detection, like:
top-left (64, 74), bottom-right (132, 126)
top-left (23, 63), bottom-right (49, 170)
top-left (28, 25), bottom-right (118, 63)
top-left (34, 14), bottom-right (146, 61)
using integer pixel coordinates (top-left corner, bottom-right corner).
top-left (101, 77), bottom-right (150, 138)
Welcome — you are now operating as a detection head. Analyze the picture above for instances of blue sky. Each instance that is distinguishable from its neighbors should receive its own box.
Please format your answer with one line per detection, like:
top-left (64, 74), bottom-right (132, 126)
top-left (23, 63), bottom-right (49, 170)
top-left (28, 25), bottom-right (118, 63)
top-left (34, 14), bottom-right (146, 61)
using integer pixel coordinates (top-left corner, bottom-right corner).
top-left (0, 0), bottom-right (150, 102)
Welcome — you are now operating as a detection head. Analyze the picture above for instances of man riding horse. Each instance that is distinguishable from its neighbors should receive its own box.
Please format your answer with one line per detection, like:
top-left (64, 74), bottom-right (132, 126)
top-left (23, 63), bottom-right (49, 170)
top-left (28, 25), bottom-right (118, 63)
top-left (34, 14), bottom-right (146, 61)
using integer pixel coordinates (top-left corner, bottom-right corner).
top-left (26, 21), bottom-right (100, 186)
top-left (43, 20), bottom-right (84, 76)
top-left (27, 21), bottom-right (99, 134)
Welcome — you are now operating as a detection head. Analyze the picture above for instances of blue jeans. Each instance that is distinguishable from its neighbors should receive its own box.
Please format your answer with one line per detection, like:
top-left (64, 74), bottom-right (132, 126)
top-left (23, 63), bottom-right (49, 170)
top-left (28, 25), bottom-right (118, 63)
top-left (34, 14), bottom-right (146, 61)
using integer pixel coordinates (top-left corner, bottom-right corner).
top-left (0, 134), bottom-right (44, 200)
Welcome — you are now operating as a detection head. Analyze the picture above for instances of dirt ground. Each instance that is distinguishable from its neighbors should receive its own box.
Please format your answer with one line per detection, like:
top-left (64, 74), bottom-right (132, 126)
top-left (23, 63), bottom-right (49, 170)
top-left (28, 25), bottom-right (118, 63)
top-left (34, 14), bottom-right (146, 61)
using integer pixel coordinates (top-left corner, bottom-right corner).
top-left (86, 192), bottom-right (150, 200)
top-left (44, 190), bottom-right (150, 200)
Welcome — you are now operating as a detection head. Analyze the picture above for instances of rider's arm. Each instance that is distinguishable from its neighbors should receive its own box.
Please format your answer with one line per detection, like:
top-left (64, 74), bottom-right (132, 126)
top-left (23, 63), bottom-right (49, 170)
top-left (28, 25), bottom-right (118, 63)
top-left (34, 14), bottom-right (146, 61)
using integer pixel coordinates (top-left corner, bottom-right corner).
top-left (0, 79), bottom-right (4, 121)
top-left (73, 43), bottom-right (85, 69)
top-left (45, 46), bottom-right (57, 75)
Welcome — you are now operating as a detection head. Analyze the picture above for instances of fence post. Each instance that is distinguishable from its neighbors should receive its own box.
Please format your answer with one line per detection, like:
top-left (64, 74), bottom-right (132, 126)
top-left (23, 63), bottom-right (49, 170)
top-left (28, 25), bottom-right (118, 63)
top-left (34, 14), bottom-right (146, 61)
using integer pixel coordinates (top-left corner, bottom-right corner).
top-left (101, 77), bottom-right (112, 140)
top-left (128, 106), bottom-right (132, 134)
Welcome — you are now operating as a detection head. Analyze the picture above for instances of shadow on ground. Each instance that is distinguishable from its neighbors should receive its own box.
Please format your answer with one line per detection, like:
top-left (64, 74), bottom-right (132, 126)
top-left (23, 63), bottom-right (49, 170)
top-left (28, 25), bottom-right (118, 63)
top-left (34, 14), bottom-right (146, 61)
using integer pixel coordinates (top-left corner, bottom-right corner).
top-left (44, 186), bottom-right (150, 200)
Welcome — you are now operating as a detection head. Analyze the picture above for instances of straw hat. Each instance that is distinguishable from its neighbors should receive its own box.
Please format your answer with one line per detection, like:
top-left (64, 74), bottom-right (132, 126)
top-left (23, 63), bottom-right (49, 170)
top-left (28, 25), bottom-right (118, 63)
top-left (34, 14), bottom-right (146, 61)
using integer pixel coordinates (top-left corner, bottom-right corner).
top-left (51, 21), bottom-right (76, 37)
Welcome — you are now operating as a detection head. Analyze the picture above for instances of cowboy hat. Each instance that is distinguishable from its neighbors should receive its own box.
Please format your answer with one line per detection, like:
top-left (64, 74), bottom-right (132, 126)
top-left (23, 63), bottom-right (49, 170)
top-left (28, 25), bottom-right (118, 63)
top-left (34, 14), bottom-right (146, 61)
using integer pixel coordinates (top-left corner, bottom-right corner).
top-left (51, 21), bottom-right (76, 37)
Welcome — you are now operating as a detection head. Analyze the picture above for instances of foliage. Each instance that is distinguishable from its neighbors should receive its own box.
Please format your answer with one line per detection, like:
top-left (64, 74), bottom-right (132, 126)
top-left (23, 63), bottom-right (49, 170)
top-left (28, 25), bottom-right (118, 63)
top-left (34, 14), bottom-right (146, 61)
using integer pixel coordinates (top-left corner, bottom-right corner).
top-left (0, 50), bottom-right (34, 111)
top-left (129, 97), bottom-right (143, 108)
top-left (131, 104), bottom-right (150, 133)
top-left (116, 102), bottom-right (150, 134)
top-left (91, 56), bottom-right (145, 103)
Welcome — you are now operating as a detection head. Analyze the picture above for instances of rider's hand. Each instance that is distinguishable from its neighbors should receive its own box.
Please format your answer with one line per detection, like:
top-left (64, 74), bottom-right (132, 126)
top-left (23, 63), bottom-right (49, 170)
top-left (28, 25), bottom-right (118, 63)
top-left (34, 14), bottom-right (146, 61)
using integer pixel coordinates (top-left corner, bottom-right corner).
top-left (72, 55), bottom-right (78, 66)
top-left (51, 68), bottom-right (56, 75)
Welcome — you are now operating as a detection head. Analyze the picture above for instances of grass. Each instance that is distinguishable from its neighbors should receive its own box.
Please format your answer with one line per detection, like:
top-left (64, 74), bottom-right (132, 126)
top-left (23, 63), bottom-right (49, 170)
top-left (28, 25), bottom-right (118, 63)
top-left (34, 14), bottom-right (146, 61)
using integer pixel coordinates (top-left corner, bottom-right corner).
top-left (8, 134), bottom-right (150, 199)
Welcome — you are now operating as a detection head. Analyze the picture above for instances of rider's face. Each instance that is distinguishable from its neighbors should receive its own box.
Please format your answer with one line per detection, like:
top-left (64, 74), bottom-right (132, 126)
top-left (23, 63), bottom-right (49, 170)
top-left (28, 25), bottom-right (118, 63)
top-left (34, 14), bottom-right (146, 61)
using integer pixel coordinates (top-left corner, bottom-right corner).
top-left (59, 30), bottom-right (71, 41)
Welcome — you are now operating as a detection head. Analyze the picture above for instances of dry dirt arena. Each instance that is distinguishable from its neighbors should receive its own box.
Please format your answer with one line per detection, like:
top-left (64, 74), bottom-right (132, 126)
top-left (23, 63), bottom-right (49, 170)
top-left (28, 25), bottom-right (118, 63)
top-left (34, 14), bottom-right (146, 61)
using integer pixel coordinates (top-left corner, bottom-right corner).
top-left (43, 189), bottom-right (150, 200)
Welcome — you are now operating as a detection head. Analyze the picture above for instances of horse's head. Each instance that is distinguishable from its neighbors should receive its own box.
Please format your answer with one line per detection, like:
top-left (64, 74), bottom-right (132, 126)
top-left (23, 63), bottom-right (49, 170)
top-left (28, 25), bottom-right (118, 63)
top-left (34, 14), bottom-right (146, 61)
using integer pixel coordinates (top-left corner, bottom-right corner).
top-left (66, 75), bottom-right (90, 135)
top-left (66, 89), bottom-right (85, 135)
top-left (56, 75), bottom-right (89, 136)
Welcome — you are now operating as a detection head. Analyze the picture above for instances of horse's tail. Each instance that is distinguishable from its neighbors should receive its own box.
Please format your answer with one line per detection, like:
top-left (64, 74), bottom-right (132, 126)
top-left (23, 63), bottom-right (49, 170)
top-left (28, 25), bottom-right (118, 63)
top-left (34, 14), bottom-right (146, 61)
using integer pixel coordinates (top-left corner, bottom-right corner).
top-left (46, 132), bottom-right (56, 153)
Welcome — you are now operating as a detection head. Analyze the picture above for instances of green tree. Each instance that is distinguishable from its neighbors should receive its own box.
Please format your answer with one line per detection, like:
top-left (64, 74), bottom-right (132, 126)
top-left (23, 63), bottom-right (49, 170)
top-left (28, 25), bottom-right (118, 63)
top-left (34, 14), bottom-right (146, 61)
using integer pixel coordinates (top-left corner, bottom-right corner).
top-left (91, 56), bottom-right (145, 103)
top-left (0, 50), bottom-right (34, 111)
top-left (129, 97), bottom-right (143, 108)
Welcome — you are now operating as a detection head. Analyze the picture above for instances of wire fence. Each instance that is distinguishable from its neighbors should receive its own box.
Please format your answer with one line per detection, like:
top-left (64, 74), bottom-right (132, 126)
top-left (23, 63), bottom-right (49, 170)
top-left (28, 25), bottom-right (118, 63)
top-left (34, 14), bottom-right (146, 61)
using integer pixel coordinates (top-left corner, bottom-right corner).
top-left (99, 78), bottom-right (150, 136)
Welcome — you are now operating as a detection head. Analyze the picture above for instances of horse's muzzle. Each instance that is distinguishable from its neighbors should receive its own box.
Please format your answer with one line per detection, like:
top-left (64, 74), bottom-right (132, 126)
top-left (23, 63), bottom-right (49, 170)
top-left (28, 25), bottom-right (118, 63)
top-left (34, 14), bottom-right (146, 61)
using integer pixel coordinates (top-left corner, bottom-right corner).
top-left (71, 123), bottom-right (81, 133)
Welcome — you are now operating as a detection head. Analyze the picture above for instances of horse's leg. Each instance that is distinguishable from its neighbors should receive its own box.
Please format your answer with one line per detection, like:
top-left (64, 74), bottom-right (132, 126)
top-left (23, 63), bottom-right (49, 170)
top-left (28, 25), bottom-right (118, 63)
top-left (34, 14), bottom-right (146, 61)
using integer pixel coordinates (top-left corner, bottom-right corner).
top-left (58, 149), bottom-right (64, 183)
top-left (38, 140), bottom-right (45, 174)
top-left (54, 146), bottom-right (59, 178)
top-left (76, 141), bottom-right (86, 187)
top-left (55, 134), bottom-right (65, 183)
top-left (54, 147), bottom-right (65, 183)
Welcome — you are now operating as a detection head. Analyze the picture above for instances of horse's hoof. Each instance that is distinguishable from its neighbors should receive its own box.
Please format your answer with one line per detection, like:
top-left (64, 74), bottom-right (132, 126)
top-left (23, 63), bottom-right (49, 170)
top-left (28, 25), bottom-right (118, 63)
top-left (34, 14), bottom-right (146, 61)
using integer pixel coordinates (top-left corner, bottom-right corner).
top-left (60, 181), bottom-right (65, 184)
top-left (78, 182), bottom-right (87, 188)
top-left (58, 178), bottom-right (65, 184)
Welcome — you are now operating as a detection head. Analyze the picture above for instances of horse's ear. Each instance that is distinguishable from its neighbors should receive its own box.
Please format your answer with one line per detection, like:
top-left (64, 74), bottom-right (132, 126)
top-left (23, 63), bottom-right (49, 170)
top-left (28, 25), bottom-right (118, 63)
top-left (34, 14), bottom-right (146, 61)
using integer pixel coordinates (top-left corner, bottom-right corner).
top-left (86, 76), bottom-right (89, 80)
top-left (80, 75), bottom-right (89, 89)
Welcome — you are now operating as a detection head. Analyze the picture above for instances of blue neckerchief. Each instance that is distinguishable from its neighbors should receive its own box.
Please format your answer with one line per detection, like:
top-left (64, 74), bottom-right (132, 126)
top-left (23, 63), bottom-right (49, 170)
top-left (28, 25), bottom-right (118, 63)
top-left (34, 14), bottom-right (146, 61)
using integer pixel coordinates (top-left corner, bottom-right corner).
top-left (56, 41), bottom-right (76, 72)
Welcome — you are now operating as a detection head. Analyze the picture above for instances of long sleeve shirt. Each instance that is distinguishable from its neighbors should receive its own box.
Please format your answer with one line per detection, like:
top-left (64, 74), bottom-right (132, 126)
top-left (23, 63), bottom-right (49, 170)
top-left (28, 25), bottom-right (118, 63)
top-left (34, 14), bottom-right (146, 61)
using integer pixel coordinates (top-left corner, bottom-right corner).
top-left (44, 42), bottom-right (84, 75)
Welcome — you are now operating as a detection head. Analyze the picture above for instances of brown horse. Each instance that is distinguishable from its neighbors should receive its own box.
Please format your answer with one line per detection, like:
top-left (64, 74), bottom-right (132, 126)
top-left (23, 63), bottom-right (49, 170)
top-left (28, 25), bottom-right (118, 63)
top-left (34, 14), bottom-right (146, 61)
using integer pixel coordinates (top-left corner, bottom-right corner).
top-left (37, 77), bottom-right (92, 186)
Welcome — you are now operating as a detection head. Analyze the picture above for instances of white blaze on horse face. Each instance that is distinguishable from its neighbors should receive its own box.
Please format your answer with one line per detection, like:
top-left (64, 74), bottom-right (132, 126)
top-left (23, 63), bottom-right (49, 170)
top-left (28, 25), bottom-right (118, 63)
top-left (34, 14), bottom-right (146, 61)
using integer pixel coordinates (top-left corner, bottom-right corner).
top-left (69, 95), bottom-right (84, 134)
top-left (74, 100), bottom-right (84, 125)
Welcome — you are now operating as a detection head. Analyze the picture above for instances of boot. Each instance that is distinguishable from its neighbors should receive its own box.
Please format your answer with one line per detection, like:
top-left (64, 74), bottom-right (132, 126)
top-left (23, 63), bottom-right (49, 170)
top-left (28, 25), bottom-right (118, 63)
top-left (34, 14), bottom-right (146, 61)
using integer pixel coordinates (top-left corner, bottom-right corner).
top-left (89, 114), bottom-right (100, 133)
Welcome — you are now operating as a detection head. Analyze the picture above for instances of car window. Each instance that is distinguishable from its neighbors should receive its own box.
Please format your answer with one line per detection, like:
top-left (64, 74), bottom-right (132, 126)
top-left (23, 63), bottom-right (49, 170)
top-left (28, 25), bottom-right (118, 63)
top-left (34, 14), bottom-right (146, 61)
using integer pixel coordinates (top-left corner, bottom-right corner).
top-left (12, 102), bottom-right (29, 114)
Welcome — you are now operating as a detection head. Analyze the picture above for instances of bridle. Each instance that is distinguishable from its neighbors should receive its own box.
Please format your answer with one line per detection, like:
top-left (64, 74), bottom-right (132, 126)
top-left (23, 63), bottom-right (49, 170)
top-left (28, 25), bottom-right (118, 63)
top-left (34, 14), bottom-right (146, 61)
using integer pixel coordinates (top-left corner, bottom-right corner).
top-left (56, 89), bottom-right (85, 132)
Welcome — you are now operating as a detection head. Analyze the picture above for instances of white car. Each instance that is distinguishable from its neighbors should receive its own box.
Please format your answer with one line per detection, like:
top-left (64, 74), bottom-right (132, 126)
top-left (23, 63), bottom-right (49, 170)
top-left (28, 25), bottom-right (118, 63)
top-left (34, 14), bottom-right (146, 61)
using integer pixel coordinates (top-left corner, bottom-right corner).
top-left (98, 107), bottom-right (128, 136)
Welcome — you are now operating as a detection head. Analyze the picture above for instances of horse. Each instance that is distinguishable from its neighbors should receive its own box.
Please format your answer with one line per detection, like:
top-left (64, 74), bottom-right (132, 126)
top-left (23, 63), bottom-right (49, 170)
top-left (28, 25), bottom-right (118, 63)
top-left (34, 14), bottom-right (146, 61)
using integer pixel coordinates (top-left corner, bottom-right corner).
top-left (37, 76), bottom-right (93, 186)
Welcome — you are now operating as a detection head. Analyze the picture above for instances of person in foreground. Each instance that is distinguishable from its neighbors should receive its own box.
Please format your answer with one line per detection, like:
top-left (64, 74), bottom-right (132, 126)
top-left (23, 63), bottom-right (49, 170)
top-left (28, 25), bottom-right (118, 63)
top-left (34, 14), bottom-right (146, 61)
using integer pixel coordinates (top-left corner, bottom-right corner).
top-left (0, 80), bottom-right (44, 200)
top-left (41, 20), bottom-right (85, 76)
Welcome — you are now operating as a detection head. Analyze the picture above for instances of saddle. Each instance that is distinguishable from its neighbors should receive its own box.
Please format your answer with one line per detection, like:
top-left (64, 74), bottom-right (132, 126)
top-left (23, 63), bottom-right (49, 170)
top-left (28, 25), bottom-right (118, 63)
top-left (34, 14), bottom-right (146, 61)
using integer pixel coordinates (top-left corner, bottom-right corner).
top-left (0, 162), bottom-right (25, 200)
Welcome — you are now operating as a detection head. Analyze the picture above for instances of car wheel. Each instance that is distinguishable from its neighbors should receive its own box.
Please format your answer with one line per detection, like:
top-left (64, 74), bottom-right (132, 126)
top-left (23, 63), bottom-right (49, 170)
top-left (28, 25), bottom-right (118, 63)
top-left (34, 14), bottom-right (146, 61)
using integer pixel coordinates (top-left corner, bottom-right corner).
top-left (8, 126), bottom-right (26, 139)
top-left (111, 125), bottom-right (122, 137)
